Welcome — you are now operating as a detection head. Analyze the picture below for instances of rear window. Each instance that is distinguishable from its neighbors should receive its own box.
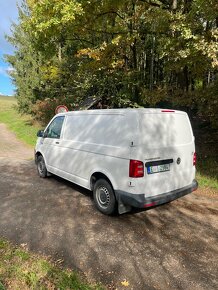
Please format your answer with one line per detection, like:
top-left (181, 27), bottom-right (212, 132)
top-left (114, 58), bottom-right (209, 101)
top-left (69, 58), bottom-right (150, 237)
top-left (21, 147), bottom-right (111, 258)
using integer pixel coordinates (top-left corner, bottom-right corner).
top-left (140, 113), bottom-right (193, 148)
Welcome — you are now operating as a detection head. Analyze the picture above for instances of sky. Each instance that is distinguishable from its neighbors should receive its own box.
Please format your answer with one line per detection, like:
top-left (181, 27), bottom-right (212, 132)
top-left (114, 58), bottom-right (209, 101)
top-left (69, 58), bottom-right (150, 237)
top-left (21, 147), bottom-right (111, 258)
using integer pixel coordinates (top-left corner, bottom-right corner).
top-left (0, 0), bottom-right (21, 96)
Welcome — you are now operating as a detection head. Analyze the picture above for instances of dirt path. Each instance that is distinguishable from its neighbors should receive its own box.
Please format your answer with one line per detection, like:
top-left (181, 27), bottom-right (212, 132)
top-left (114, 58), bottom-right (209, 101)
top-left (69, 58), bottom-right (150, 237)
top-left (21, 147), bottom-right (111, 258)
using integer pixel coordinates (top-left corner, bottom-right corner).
top-left (0, 123), bottom-right (33, 160)
top-left (0, 123), bottom-right (218, 290)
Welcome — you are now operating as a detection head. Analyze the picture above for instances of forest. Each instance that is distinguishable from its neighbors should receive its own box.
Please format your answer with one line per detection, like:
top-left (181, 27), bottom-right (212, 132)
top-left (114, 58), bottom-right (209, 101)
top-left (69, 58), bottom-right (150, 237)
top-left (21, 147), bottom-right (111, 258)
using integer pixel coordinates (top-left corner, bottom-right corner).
top-left (6, 0), bottom-right (218, 125)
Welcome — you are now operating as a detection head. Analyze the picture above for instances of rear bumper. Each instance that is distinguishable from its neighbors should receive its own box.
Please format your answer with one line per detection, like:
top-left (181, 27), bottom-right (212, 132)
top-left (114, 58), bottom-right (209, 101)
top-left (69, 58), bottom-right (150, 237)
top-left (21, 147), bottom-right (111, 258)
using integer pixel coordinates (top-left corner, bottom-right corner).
top-left (115, 179), bottom-right (198, 209)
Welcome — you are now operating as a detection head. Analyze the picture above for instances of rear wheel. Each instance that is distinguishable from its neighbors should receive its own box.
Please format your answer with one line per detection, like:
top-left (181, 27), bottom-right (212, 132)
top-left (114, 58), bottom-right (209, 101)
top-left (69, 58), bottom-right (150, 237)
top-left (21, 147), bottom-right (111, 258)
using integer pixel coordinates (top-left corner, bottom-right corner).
top-left (37, 155), bottom-right (47, 178)
top-left (93, 179), bottom-right (117, 215)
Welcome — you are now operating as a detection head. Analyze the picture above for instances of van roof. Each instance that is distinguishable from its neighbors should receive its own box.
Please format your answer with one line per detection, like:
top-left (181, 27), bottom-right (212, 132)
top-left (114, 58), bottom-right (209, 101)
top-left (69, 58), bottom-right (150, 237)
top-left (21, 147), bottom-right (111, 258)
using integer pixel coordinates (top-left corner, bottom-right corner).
top-left (57, 108), bottom-right (187, 116)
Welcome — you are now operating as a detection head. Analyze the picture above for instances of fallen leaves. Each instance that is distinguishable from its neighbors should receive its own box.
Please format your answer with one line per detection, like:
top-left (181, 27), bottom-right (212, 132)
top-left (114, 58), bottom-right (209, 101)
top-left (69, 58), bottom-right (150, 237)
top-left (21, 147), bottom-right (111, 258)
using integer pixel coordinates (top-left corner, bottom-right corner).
top-left (121, 279), bottom-right (129, 287)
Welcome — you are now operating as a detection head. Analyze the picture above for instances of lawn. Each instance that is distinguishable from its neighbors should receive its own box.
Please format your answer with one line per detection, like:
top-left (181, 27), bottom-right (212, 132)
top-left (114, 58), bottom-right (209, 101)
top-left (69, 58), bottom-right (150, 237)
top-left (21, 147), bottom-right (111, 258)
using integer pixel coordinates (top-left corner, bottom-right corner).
top-left (0, 239), bottom-right (103, 290)
top-left (0, 96), bottom-right (39, 147)
top-left (196, 157), bottom-right (218, 190)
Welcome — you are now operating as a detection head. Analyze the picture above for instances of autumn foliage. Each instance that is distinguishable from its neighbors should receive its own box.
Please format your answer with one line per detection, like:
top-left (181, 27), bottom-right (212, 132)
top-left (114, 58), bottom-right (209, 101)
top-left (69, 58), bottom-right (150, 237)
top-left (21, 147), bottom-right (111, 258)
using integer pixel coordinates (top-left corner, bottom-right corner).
top-left (6, 0), bottom-right (218, 126)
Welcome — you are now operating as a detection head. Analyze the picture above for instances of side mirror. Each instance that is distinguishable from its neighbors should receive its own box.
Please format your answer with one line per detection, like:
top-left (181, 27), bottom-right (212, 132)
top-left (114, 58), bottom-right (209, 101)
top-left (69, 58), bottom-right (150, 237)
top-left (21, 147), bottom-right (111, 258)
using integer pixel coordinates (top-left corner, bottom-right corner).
top-left (37, 130), bottom-right (44, 137)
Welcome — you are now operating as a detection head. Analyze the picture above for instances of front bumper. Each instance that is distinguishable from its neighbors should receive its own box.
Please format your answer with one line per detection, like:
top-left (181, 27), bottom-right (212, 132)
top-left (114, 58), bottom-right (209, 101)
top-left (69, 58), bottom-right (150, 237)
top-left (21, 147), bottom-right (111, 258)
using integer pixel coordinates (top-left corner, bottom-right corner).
top-left (115, 179), bottom-right (198, 211)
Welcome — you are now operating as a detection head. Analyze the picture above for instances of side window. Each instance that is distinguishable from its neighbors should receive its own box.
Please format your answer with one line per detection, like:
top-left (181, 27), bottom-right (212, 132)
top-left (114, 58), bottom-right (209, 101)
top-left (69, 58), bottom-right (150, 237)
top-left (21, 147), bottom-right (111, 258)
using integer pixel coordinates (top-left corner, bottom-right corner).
top-left (45, 116), bottom-right (65, 139)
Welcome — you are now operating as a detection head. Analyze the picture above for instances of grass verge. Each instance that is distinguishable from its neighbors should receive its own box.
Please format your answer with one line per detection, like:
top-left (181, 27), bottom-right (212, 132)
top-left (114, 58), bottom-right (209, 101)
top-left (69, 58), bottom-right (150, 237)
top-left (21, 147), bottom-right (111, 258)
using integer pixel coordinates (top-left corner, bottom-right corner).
top-left (0, 239), bottom-right (103, 290)
top-left (0, 96), bottom-right (39, 147)
top-left (196, 156), bottom-right (218, 190)
top-left (196, 172), bottom-right (218, 190)
top-left (194, 125), bottom-right (218, 191)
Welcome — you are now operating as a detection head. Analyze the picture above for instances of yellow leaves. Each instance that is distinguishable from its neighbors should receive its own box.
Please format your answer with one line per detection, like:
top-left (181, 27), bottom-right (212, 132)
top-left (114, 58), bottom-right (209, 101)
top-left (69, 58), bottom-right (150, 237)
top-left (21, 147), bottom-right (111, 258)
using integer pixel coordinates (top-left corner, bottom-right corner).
top-left (121, 279), bottom-right (129, 287)
top-left (181, 27), bottom-right (197, 40)
top-left (177, 48), bottom-right (190, 59)
top-left (77, 48), bottom-right (101, 61)
top-left (26, 0), bottom-right (36, 9)
top-left (77, 42), bottom-right (125, 72)
top-left (55, 0), bottom-right (84, 24)
top-left (111, 59), bottom-right (124, 69)
top-left (170, 13), bottom-right (195, 40)
top-left (211, 28), bottom-right (218, 40)
top-left (112, 35), bottom-right (122, 46)
top-left (77, 42), bottom-right (107, 61)
top-left (26, 0), bottom-right (84, 39)
top-left (193, 30), bottom-right (218, 69)
top-left (41, 65), bottom-right (59, 81)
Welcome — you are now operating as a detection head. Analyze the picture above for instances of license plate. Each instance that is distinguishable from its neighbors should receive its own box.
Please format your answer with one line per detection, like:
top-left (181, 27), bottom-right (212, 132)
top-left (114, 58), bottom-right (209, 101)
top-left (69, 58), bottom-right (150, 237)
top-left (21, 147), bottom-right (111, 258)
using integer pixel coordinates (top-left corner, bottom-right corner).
top-left (147, 164), bottom-right (170, 174)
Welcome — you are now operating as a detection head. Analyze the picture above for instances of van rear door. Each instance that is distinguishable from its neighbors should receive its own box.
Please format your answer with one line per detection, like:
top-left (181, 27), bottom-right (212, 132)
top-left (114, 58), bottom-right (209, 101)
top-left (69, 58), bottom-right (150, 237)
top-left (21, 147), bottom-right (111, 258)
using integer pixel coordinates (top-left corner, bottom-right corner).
top-left (139, 110), bottom-right (195, 196)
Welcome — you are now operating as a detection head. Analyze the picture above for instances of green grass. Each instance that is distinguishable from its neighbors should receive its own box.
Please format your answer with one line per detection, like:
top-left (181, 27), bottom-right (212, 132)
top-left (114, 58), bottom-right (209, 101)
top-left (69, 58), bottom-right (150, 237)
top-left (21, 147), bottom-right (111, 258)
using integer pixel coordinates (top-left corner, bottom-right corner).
top-left (196, 157), bottom-right (218, 190)
top-left (0, 239), bottom-right (103, 290)
top-left (0, 96), bottom-right (40, 147)
top-left (196, 172), bottom-right (218, 190)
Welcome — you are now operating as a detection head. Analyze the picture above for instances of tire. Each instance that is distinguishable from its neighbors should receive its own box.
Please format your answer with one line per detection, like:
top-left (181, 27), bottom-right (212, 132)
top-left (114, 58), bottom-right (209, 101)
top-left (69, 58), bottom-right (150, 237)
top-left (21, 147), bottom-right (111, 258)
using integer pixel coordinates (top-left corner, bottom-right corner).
top-left (37, 155), bottom-right (48, 178)
top-left (93, 179), bottom-right (117, 215)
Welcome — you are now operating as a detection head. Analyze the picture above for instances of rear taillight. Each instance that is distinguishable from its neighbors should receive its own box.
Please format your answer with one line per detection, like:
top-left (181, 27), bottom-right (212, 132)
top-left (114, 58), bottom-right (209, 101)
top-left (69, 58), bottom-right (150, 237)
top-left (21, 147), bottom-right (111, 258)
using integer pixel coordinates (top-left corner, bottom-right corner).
top-left (193, 152), bottom-right (197, 166)
top-left (129, 160), bottom-right (144, 178)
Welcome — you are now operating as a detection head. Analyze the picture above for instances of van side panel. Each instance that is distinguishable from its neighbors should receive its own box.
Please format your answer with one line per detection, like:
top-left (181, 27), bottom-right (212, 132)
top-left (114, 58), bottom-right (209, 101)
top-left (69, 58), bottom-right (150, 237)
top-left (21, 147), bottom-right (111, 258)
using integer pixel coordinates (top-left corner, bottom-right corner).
top-left (55, 113), bottom-right (132, 190)
top-left (64, 114), bottom-right (127, 146)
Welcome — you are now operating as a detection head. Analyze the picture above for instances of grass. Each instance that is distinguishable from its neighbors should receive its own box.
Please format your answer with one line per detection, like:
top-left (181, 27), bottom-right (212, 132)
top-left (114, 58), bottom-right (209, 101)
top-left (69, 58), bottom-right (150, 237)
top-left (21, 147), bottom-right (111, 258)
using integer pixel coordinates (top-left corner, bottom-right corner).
top-left (193, 121), bottom-right (218, 190)
top-left (196, 157), bottom-right (218, 190)
top-left (0, 96), bottom-right (40, 147)
top-left (0, 239), bottom-right (103, 290)
top-left (196, 172), bottom-right (218, 190)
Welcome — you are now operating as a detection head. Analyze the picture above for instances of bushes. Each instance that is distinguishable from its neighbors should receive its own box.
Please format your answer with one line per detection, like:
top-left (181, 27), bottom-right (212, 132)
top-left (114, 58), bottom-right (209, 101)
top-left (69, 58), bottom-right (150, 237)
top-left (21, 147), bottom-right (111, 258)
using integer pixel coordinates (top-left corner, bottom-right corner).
top-left (196, 80), bottom-right (218, 129)
top-left (31, 96), bottom-right (78, 125)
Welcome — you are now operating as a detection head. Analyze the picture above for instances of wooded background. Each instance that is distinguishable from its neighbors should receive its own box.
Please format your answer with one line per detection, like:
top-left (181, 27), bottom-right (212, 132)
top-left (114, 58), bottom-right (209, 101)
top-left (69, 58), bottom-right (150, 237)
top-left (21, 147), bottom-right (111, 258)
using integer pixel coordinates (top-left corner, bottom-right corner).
top-left (6, 0), bottom-right (218, 125)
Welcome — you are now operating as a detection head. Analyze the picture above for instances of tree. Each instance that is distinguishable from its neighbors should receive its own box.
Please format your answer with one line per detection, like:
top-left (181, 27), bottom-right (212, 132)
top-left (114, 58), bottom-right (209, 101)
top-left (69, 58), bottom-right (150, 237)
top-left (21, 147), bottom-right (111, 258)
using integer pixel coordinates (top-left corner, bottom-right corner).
top-left (6, 0), bottom-right (218, 126)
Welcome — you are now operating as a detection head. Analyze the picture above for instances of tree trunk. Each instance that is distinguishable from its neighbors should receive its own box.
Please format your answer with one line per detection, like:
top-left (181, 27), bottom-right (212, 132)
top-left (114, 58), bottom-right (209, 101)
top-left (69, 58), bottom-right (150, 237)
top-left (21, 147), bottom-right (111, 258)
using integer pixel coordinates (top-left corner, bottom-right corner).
top-left (58, 43), bottom-right (62, 62)
top-left (150, 35), bottom-right (155, 91)
top-left (130, 0), bottom-right (139, 103)
top-left (177, 66), bottom-right (189, 91)
top-left (172, 0), bottom-right (177, 10)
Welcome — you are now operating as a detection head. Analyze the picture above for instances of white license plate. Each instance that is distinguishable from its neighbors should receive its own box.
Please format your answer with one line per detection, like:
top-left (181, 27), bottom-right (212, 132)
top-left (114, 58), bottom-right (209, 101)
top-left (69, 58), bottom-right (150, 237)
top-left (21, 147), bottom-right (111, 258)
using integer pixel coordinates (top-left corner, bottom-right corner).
top-left (147, 164), bottom-right (170, 174)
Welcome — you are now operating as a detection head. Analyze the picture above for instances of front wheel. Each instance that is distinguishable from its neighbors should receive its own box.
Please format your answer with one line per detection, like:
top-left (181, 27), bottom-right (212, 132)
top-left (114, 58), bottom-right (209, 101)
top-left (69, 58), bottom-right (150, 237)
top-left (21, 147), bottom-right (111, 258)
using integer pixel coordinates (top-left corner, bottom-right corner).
top-left (93, 179), bottom-right (117, 215)
top-left (37, 155), bottom-right (48, 178)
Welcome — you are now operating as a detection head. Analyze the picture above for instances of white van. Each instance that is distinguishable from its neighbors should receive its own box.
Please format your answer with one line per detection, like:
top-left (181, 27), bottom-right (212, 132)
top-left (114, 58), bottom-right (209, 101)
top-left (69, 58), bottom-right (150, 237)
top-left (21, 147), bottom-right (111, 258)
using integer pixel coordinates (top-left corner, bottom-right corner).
top-left (35, 109), bottom-right (198, 215)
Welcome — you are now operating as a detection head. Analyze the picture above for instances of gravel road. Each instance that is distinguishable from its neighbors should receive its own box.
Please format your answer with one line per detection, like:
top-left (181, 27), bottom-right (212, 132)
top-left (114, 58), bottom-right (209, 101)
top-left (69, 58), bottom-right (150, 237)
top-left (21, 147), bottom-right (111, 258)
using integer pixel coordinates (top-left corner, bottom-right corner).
top-left (0, 123), bottom-right (217, 290)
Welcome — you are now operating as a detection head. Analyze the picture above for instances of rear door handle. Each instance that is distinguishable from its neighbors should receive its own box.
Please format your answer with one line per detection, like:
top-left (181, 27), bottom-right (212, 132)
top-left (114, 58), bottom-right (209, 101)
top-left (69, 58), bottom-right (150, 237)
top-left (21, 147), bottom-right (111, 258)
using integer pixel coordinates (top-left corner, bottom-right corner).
top-left (55, 141), bottom-right (60, 144)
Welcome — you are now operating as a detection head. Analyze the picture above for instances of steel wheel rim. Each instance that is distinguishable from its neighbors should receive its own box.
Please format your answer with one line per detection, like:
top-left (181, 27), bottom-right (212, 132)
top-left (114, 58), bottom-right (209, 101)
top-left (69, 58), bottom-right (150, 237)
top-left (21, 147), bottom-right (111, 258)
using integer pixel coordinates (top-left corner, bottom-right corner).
top-left (96, 186), bottom-right (110, 208)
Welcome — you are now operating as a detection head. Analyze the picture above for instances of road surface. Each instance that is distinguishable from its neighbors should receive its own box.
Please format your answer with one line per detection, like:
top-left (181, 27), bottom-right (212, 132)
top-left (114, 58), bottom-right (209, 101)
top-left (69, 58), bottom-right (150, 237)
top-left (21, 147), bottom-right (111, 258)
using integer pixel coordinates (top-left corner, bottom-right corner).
top-left (0, 123), bottom-right (217, 290)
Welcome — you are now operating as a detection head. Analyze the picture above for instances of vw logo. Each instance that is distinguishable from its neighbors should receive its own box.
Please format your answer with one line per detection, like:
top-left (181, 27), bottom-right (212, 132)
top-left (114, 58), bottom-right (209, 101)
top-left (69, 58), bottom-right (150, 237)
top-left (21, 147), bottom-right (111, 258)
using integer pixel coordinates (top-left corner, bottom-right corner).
top-left (177, 157), bottom-right (181, 165)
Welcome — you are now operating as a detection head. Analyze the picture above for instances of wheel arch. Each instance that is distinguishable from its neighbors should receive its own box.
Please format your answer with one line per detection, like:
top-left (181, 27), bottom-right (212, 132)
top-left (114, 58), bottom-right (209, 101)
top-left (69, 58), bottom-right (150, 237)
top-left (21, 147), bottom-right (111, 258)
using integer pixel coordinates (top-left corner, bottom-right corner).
top-left (35, 151), bottom-right (46, 165)
top-left (35, 151), bottom-right (43, 158)
top-left (90, 171), bottom-right (116, 192)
